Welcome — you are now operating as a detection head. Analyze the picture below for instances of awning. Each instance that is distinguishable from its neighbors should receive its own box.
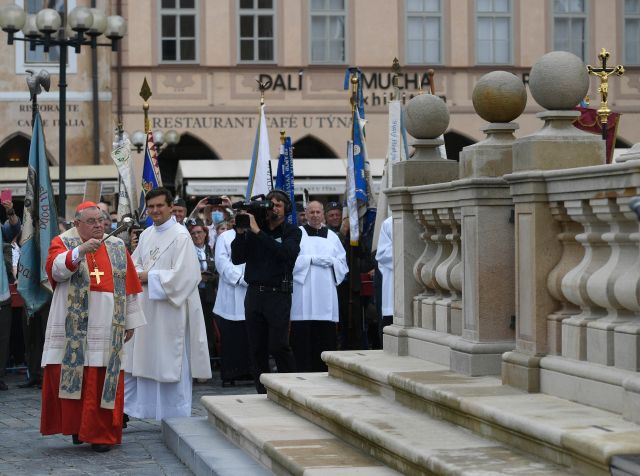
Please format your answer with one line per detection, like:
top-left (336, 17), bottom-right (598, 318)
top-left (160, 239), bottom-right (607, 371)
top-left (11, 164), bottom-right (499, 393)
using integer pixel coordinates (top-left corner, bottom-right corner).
top-left (0, 164), bottom-right (119, 197)
top-left (175, 158), bottom-right (385, 196)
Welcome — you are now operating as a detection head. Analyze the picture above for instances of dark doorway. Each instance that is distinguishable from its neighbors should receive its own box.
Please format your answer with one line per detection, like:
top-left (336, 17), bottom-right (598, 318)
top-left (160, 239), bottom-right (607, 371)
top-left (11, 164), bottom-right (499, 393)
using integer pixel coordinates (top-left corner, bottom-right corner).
top-left (293, 135), bottom-right (338, 159)
top-left (444, 131), bottom-right (476, 162)
top-left (157, 133), bottom-right (220, 192)
top-left (0, 132), bottom-right (53, 167)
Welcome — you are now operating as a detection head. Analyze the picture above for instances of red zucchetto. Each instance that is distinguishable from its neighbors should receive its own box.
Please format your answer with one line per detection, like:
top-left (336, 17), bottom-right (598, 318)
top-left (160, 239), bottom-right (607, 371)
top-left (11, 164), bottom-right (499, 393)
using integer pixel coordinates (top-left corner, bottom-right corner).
top-left (75, 201), bottom-right (98, 213)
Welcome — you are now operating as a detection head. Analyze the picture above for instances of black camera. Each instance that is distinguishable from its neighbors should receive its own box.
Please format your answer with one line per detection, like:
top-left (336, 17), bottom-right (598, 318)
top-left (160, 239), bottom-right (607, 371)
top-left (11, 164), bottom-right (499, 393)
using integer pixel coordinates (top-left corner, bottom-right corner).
top-left (207, 196), bottom-right (223, 206)
top-left (232, 195), bottom-right (274, 229)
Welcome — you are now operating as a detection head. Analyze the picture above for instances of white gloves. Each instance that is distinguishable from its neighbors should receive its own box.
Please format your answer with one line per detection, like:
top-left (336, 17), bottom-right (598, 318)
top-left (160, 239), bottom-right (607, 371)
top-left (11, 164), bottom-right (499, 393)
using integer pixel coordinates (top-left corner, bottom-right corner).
top-left (311, 257), bottom-right (332, 268)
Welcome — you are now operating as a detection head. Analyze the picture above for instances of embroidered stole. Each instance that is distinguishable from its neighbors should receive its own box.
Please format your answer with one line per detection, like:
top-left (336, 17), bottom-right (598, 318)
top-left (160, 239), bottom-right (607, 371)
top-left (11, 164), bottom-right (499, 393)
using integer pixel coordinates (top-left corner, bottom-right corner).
top-left (58, 229), bottom-right (127, 410)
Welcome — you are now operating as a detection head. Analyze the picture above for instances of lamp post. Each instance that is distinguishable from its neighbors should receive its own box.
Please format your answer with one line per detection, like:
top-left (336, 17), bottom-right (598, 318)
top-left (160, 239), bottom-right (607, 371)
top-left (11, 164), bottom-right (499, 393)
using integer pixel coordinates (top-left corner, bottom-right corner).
top-left (130, 129), bottom-right (180, 153)
top-left (0, 4), bottom-right (126, 217)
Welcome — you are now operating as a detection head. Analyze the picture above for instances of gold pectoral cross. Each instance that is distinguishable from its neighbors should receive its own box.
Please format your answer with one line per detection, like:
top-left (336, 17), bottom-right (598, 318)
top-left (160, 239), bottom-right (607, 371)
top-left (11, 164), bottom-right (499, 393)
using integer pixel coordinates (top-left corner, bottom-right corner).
top-left (90, 267), bottom-right (105, 285)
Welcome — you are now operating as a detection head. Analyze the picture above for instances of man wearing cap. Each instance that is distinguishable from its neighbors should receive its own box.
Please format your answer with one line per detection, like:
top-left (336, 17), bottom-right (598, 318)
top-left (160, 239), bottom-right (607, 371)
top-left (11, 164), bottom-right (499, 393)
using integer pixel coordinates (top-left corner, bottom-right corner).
top-left (40, 202), bottom-right (146, 452)
top-left (290, 201), bottom-right (348, 371)
top-left (172, 197), bottom-right (188, 225)
top-left (124, 188), bottom-right (211, 419)
top-left (324, 202), bottom-right (343, 234)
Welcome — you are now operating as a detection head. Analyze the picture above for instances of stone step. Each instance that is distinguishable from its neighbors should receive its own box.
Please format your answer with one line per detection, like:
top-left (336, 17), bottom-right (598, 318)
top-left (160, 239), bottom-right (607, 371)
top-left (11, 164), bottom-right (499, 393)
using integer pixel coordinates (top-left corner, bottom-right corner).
top-left (201, 394), bottom-right (401, 475)
top-left (321, 349), bottom-right (640, 476)
top-left (162, 416), bottom-right (272, 476)
top-left (260, 371), bottom-right (579, 475)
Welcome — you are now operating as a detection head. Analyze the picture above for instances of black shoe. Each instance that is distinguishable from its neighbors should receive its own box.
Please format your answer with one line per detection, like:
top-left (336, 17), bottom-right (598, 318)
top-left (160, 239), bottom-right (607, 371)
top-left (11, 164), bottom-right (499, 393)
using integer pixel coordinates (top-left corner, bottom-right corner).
top-left (222, 380), bottom-right (235, 388)
top-left (72, 434), bottom-right (83, 445)
top-left (0, 381), bottom-right (8, 391)
top-left (91, 444), bottom-right (111, 453)
top-left (122, 413), bottom-right (129, 429)
top-left (17, 379), bottom-right (40, 389)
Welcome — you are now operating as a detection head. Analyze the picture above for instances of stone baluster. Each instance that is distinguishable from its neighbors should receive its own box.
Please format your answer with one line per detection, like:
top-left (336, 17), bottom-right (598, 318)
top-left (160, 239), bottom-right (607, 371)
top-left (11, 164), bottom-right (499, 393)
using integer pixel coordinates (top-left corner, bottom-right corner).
top-left (613, 195), bottom-right (640, 371)
top-left (434, 206), bottom-right (463, 335)
top-left (546, 201), bottom-right (582, 355)
top-left (561, 199), bottom-right (609, 361)
top-left (412, 210), bottom-right (434, 328)
top-left (584, 197), bottom-right (638, 366)
top-left (420, 208), bottom-right (451, 330)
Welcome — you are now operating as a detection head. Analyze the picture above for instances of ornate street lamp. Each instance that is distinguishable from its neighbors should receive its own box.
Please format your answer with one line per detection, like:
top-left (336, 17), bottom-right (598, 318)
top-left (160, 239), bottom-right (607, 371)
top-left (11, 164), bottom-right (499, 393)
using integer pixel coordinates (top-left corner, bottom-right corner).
top-left (0, 4), bottom-right (126, 217)
top-left (130, 129), bottom-right (180, 153)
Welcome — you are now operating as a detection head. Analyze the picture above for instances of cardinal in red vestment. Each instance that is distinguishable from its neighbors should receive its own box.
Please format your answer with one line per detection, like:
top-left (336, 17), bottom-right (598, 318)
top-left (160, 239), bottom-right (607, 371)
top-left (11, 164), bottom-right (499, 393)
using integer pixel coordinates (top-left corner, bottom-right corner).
top-left (39, 202), bottom-right (146, 452)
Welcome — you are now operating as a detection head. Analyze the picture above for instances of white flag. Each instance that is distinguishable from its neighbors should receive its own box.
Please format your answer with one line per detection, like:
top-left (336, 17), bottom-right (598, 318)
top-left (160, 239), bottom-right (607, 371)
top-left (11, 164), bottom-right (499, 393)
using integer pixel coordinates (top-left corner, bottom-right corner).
top-left (246, 104), bottom-right (272, 199)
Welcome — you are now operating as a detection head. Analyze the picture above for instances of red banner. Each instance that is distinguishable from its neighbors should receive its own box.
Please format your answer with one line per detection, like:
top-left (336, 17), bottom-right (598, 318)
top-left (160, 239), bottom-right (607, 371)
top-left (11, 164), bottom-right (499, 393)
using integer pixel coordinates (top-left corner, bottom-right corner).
top-left (573, 107), bottom-right (621, 164)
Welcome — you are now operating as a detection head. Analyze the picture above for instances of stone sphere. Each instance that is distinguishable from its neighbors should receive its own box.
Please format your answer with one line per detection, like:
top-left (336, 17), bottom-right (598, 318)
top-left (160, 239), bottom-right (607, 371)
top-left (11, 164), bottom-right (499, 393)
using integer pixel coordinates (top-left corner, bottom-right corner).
top-left (404, 94), bottom-right (449, 139)
top-left (472, 71), bottom-right (527, 123)
top-left (529, 51), bottom-right (589, 110)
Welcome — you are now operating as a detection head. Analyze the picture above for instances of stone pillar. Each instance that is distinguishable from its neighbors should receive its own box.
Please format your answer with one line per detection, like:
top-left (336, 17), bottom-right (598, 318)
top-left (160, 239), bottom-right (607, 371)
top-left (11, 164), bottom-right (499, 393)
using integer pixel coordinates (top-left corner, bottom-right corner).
top-left (502, 51), bottom-right (605, 392)
top-left (383, 93), bottom-right (458, 355)
top-left (450, 71), bottom-right (523, 376)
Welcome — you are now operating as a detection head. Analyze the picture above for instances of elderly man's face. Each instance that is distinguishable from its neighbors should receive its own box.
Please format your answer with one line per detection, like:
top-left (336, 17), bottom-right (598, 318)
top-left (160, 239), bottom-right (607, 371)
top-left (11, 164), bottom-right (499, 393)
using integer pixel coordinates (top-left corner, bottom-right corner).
top-left (75, 208), bottom-right (105, 241)
top-left (306, 202), bottom-right (324, 229)
top-left (172, 206), bottom-right (187, 223)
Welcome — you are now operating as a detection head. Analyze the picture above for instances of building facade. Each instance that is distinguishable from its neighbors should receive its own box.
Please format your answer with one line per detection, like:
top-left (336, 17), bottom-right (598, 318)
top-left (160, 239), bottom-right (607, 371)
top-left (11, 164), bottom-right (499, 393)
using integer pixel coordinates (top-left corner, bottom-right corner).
top-left (0, 0), bottom-right (639, 214)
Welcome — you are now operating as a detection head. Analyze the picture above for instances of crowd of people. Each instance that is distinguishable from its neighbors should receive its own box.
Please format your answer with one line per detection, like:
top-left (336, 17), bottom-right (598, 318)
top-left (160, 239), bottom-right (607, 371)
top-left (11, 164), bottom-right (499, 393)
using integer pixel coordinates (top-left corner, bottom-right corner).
top-left (0, 188), bottom-right (394, 452)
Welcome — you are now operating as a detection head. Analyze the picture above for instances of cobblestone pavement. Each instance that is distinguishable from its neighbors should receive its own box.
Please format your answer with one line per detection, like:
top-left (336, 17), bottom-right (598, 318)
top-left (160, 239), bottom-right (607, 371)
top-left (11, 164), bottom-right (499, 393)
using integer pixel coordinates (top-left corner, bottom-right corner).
top-left (0, 370), bottom-right (257, 475)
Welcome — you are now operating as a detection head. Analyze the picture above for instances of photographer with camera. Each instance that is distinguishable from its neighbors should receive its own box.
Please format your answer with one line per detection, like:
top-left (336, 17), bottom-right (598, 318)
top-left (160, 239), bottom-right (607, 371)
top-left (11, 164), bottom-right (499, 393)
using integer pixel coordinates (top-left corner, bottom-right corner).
top-left (231, 190), bottom-right (301, 394)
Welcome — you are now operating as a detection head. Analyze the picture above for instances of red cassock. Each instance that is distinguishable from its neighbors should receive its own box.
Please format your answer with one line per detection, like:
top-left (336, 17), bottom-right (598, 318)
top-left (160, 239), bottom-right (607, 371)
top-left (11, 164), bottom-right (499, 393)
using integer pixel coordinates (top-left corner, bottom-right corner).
top-left (40, 237), bottom-right (142, 445)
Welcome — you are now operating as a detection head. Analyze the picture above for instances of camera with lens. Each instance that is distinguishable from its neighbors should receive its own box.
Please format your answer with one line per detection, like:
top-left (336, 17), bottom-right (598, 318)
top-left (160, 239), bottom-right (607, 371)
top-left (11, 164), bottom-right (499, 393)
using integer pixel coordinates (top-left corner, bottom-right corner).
top-left (232, 195), bottom-right (273, 229)
top-left (206, 196), bottom-right (224, 206)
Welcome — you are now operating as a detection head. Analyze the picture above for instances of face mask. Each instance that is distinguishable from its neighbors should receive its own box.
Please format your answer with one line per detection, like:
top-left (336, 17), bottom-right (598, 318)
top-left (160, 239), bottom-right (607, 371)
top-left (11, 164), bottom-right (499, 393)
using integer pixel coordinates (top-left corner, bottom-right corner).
top-left (211, 211), bottom-right (224, 224)
top-left (110, 222), bottom-right (118, 231)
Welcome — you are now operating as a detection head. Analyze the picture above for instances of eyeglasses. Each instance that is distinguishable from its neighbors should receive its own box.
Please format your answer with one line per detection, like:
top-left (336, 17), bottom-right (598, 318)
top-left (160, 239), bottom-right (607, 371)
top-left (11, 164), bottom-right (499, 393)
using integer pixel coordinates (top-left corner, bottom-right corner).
top-left (190, 230), bottom-right (205, 235)
top-left (77, 218), bottom-right (102, 226)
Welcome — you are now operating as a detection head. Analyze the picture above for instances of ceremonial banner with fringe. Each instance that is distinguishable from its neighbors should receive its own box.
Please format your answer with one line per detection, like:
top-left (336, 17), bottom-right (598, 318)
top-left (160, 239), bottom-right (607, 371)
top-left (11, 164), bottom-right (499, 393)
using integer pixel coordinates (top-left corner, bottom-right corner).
top-left (275, 136), bottom-right (297, 225)
top-left (138, 132), bottom-right (162, 227)
top-left (17, 111), bottom-right (58, 316)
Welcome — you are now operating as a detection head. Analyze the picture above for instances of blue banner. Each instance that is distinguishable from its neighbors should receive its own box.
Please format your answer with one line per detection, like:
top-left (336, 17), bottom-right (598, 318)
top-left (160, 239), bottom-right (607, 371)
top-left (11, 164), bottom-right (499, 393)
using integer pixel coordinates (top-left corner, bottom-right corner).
top-left (17, 112), bottom-right (58, 316)
top-left (138, 132), bottom-right (162, 227)
top-left (275, 136), bottom-right (297, 225)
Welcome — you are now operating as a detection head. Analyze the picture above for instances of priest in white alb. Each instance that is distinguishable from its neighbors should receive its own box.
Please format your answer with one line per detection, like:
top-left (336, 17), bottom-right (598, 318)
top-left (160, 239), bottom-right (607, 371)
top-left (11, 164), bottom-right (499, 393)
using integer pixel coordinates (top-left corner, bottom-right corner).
top-left (40, 202), bottom-right (146, 453)
top-left (290, 201), bottom-right (348, 371)
top-left (124, 188), bottom-right (211, 420)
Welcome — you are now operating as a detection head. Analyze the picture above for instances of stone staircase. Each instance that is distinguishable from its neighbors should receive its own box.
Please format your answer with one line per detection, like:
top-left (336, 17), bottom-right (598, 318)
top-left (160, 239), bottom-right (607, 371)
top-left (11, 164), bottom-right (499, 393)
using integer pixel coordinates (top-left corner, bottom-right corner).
top-left (182, 349), bottom-right (640, 475)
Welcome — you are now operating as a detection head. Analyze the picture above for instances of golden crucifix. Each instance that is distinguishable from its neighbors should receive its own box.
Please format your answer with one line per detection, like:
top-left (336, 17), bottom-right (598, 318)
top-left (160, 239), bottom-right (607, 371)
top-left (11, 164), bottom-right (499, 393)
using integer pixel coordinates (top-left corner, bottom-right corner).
top-left (587, 48), bottom-right (624, 137)
top-left (89, 267), bottom-right (104, 285)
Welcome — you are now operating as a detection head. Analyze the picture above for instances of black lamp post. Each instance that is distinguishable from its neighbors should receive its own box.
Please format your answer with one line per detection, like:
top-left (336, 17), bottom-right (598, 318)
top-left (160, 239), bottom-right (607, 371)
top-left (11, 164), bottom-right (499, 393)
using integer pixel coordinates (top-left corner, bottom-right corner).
top-left (0, 4), bottom-right (126, 217)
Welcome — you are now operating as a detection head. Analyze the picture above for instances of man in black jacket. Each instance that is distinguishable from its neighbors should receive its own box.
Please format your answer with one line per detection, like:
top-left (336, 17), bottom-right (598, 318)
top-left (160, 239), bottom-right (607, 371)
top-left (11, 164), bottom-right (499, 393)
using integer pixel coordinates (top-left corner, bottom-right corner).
top-left (231, 190), bottom-right (301, 394)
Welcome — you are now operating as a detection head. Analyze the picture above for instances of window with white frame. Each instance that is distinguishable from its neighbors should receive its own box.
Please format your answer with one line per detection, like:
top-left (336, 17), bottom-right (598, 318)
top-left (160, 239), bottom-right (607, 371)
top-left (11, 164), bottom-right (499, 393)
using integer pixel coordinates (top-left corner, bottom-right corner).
top-left (14, 0), bottom-right (77, 74)
top-left (553, 0), bottom-right (587, 61)
top-left (406, 0), bottom-right (442, 64)
top-left (160, 0), bottom-right (198, 63)
top-left (625, 0), bottom-right (640, 64)
top-left (475, 0), bottom-right (511, 65)
top-left (238, 0), bottom-right (275, 62)
top-left (310, 0), bottom-right (346, 64)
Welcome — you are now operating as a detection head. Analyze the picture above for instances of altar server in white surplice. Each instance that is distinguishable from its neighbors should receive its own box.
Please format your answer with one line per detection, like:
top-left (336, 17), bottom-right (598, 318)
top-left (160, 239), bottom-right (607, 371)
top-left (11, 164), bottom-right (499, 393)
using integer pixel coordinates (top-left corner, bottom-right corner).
top-left (123, 188), bottom-right (211, 420)
top-left (375, 216), bottom-right (394, 330)
top-left (213, 228), bottom-right (251, 387)
top-left (290, 201), bottom-right (348, 372)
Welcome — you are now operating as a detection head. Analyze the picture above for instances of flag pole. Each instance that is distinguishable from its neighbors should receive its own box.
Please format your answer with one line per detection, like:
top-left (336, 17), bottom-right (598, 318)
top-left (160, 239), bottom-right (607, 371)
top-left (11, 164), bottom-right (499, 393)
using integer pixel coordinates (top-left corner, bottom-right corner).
top-left (347, 71), bottom-right (358, 345)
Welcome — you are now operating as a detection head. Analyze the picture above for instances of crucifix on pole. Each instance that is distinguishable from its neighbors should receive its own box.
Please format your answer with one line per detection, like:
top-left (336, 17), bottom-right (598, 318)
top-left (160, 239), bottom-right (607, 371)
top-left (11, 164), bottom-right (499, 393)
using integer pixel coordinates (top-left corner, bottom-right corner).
top-left (587, 47), bottom-right (624, 140)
